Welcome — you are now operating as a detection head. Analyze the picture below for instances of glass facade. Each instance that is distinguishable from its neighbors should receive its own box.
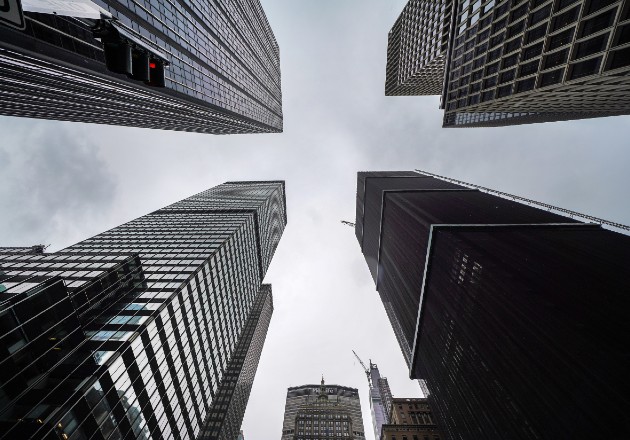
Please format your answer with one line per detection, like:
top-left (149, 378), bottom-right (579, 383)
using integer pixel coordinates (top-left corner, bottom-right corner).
top-left (0, 180), bottom-right (286, 440)
top-left (198, 284), bottom-right (273, 440)
top-left (0, 0), bottom-right (282, 134)
top-left (281, 381), bottom-right (365, 440)
top-left (386, 0), bottom-right (630, 127)
top-left (355, 171), bottom-right (630, 439)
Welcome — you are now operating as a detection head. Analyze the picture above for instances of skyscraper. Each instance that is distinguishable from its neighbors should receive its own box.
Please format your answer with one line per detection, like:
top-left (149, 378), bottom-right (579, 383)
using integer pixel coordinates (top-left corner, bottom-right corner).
top-left (0, 180), bottom-right (286, 439)
top-left (355, 170), bottom-right (630, 439)
top-left (0, 0), bottom-right (282, 134)
top-left (352, 353), bottom-right (392, 440)
top-left (385, 0), bottom-right (451, 96)
top-left (386, 0), bottom-right (630, 127)
top-left (281, 379), bottom-right (366, 440)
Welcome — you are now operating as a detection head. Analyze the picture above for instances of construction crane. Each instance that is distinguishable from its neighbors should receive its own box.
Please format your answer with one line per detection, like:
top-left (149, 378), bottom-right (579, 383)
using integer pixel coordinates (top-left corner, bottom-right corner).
top-left (352, 350), bottom-right (372, 387)
top-left (341, 220), bottom-right (355, 227)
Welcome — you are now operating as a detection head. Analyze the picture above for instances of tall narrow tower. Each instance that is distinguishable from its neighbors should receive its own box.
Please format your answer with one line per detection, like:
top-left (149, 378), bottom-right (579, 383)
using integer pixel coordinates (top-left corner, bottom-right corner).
top-left (353, 352), bottom-right (393, 440)
top-left (0, 181), bottom-right (287, 439)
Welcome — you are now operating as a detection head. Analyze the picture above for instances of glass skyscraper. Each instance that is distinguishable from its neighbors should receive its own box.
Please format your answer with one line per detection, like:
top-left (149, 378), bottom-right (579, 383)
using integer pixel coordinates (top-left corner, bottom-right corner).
top-left (355, 170), bottom-right (630, 439)
top-left (0, 180), bottom-right (286, 440)
top-left (0, 0), bottom-right (282, 134)
top-left (386, 0), bottom-right (630, 127)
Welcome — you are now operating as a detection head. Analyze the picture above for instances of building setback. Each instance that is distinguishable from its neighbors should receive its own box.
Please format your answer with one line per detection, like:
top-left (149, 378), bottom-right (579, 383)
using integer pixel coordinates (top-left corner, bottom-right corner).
top-left (0, 0), bottom-right (282, 134)
top-left (380, 398), bottom-right (442, 440)
top-left (0, 180), bottom-right (286, 439)
top-left (386, 0), bottom-right (630, 127)
top-left (281, 380), bottom-right (366, 440)
top-left (355, 170), bottom-right (630, 439)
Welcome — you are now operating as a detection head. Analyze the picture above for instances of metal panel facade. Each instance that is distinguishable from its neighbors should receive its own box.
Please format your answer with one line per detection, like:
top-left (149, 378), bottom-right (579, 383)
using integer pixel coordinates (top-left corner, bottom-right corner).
top-left (355, 170), bottom-right (630, 439)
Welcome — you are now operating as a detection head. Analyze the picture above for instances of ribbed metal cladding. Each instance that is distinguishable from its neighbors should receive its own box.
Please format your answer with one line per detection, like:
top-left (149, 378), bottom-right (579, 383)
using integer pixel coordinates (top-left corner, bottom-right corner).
top-left (417, 226), bottom-right (630, 439)
top-left (356, 171), bottom-right (630, 439)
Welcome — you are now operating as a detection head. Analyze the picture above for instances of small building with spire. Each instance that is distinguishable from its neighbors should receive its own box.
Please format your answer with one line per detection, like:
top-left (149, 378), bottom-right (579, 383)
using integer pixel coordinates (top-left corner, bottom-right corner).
top-left (280, 378), bottom-right (366, 440)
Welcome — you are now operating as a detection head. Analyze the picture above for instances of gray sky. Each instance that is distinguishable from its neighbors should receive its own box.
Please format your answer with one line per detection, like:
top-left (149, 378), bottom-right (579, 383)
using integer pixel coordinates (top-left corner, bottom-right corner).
top-left (2, 0), bottom-right (630, 439)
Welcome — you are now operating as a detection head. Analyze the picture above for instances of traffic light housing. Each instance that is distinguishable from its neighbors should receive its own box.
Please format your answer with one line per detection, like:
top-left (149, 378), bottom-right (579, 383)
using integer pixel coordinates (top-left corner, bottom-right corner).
top-left (146, 59), bottom-right (165, 87)
top-left (103, 41), bottom-right (132, 76)
top-left (95, 19), bottom-right (167, 87)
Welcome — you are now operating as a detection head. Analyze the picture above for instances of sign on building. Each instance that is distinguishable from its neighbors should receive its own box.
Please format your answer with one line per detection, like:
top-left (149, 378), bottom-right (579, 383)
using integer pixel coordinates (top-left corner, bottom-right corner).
top-left (0, 0), bottom-right (26, 30)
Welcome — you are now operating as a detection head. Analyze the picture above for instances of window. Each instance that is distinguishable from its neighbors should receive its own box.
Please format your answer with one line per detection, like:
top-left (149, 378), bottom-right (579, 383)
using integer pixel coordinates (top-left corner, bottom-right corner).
top-left (529, 5), bottom-right (552, 26)
top-left (551, 6), bottom-right (579, 31)
top-left (543, 49), bottom-right (569, 68)
top-left (547, 28), bottom-right (575, 50)
top-left (606, 47), bottom-right (630, 70)
top-left (573, 34), bottom-right (609, 59)
top-left (579, 9), bottom-right (616, 37)
top-left (519, 59), bottom-right (540, 76)
top-left (568, 56), bottom-right (602, 79)
top-left (540, 67), bottom-right (565, 86)
top-left (516, 77), bottom-right (536, 93)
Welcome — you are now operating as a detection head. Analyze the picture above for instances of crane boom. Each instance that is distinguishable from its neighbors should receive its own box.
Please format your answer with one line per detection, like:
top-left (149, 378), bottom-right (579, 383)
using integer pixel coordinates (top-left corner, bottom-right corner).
top-left (352, 350), bottom-right (372, 387)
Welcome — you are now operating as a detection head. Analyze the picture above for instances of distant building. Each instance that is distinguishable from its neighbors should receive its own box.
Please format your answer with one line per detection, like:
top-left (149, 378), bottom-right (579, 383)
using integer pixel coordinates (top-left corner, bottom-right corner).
top-left (355, 170), bottom-right (630, 439)
top-left (0, 0), bottom-right (282, 133)
top-left (353, 355), bottom-right (393, 440)
top-left (369, 363), bottom-right (393, 439)
top-left (386, 0), bottom-right (630, 127)
top-left (281, 379), bottom-right (366, 440)
top-left (380, 398), bottom-right (442, 440)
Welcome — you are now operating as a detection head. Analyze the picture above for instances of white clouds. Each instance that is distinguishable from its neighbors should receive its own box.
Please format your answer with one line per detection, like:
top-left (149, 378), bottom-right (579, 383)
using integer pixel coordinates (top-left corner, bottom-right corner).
top-left (0, 119), bottom-right (118, 248)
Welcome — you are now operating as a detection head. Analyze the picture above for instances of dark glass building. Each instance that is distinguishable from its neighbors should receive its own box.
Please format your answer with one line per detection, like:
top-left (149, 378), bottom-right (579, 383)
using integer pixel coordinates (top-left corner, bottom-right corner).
top-left (0, 0), bottom-right (282, 134)
top-left (281, 379), bottom-right (366, 440)
top-left (355, 171), bottom-right (630, 439)
top-left (386, 0), bottom-right (630, 127)
top-left (0, 180), bottom-right (286, 440)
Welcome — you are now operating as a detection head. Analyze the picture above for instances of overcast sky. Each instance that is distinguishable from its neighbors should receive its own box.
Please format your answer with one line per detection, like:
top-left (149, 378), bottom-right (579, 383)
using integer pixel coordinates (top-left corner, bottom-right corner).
top-left (2, 0), bottom-right (630, 439)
